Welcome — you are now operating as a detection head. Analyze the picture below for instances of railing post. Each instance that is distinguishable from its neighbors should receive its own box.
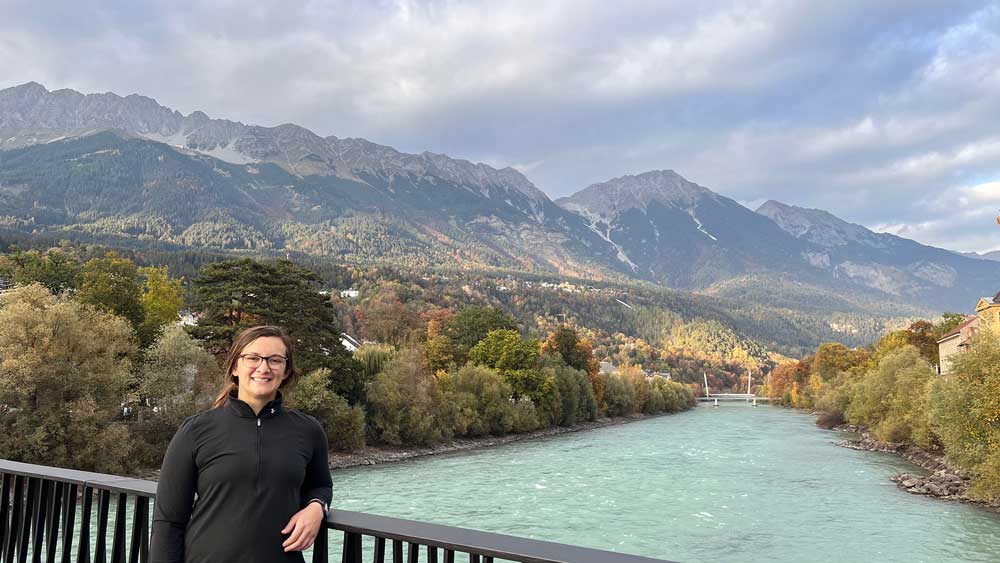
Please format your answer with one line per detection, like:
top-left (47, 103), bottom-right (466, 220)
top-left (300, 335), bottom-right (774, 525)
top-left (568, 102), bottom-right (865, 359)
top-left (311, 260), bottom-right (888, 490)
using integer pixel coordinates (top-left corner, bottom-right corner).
top-left (0, 474), bottom-right (11, 562)
top-left (127, 496), bottom-right (148, 563)
top-left (94, 490), bottom-right (110, 563)
top-left (310, 525), bottom-right (327, 563)
top-left (110, 493), bottom-right (127, 563)
top-left (45, 481), bottom-right (63, 563)
top-left (60, 484), bottom-right (77, 563)
top-left (32, 479), bottom-right (50, 563)
top-left (18, 477), bottom-right (37, 563)
top-left (341, 532), bottom-right (361, 563)
top-left (392, 539), bottom-right (403, 563)
top-left (76, 487), bottom-right (93, 563)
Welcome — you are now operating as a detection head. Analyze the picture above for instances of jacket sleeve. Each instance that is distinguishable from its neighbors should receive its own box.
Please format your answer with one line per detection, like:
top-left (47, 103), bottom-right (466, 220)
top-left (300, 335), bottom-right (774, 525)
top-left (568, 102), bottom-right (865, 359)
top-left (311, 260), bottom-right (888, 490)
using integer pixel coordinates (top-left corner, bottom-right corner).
top-left (150, 418), bottom-right (198, 563)
top-left (300, 418), bottom-right (333, 509)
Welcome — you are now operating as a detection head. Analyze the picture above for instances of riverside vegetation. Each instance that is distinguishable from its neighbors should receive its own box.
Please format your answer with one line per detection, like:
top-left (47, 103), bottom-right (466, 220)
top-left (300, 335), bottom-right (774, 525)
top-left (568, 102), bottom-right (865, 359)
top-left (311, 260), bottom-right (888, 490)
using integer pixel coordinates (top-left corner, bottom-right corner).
top-left (763, 318), bottom-right (1000, 502)
top-left (0, 245), bottom-right (696, 475)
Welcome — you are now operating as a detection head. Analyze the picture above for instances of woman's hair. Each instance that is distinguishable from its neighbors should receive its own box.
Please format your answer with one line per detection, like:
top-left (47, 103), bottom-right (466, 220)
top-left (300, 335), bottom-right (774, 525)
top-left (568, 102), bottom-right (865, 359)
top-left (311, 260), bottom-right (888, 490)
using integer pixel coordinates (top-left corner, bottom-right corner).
top-left (211, 325), bottom-right (300, 409)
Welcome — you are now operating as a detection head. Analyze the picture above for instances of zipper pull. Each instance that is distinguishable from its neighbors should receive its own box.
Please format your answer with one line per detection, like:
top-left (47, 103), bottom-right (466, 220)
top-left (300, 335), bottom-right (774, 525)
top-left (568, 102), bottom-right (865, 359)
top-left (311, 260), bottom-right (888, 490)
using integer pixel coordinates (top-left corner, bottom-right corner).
top-left (257, 419), bottom-right (261, 427)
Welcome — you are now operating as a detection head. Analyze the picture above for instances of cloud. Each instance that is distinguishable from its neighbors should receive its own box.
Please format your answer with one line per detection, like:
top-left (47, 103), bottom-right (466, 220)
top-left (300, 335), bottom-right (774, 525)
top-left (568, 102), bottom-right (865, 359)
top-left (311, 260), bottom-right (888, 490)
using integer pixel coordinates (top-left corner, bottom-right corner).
top-left (1, 0), bottom-right (1000, 252)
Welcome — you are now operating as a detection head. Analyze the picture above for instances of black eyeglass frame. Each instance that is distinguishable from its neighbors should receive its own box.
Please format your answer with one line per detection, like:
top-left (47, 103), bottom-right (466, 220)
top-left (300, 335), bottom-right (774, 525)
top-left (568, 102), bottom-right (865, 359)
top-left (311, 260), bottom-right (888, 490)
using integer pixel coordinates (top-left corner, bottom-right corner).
top-left (238, 353), bottom-right (288, 368)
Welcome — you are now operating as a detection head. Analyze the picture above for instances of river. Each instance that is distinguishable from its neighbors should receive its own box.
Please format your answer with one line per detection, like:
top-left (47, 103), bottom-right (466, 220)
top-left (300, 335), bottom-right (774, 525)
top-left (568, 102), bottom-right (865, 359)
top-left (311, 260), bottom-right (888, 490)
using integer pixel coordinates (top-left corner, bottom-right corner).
top-left (329, 403), bottom-right (1000, 563)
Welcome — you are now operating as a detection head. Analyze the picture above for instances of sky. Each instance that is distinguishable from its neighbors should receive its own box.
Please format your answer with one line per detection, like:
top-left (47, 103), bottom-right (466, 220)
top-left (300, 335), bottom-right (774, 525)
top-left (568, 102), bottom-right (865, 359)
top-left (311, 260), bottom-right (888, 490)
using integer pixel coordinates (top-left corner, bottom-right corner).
top-left (2, 0), bottom-right (1000, 253)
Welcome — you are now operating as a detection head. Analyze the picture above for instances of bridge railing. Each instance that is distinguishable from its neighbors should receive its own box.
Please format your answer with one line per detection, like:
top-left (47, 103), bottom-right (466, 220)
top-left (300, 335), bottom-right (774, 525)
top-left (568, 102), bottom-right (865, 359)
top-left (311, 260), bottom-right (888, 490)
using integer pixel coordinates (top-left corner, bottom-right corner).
top-left (0, 459), bottom-right (677, 563)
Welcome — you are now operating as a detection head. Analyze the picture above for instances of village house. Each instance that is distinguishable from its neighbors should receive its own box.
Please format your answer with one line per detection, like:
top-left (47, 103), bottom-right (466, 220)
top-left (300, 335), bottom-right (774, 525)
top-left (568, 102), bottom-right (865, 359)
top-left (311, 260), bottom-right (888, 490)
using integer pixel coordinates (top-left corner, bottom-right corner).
top-left (936, 290), bottom-right (1000, 374)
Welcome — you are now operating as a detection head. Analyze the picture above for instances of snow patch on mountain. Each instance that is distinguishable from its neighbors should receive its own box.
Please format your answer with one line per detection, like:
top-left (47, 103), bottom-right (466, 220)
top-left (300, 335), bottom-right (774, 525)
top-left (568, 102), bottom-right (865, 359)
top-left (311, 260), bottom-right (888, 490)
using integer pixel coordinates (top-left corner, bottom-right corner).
top-left (687, 208), bottom-right (717, 241)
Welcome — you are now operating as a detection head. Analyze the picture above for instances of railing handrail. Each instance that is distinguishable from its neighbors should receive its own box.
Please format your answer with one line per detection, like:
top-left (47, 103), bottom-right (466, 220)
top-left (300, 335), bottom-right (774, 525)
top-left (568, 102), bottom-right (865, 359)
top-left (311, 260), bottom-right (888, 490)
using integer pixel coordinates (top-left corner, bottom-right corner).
top-left (1, 459), bottom-right (677, 563)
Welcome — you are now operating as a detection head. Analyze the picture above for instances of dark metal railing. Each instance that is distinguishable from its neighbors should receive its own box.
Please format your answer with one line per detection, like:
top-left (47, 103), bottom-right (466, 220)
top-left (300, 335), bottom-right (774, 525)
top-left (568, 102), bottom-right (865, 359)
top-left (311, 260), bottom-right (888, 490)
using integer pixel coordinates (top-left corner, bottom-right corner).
top-left (1, 459), bottom-right (675, 563)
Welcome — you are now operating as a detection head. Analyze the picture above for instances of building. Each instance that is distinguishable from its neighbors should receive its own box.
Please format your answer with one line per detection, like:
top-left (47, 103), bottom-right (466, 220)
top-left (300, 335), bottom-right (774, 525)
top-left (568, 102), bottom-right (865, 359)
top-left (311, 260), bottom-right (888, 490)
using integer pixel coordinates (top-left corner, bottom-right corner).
top-left (340, 332), bottom-right (362, 353)
top-left (936, 290), bottom-right (1000, 374)
top-left (936, 315), bottom-right (978, 374)
top-left (975, 292), bottom-right (1000, 331)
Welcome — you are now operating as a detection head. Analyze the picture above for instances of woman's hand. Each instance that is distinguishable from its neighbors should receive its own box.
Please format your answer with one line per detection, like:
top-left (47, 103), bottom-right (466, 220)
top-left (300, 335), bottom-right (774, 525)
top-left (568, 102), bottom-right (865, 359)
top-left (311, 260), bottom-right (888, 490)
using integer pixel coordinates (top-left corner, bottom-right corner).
top-left (281, 502), bottom-right (326, 552)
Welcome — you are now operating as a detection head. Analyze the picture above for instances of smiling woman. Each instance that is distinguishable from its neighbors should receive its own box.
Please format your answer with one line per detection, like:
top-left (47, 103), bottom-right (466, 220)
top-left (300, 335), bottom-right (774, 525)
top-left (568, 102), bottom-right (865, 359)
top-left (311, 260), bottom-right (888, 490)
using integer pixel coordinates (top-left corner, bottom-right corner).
top-left (150, 325), bottom-right (333, 563)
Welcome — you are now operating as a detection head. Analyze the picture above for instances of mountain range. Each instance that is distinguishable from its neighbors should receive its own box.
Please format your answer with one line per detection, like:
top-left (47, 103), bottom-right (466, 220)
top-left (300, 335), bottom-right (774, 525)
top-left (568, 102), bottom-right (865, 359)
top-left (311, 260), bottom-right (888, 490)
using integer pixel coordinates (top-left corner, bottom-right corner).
top-left (2, 81), bottom-right (998, 314)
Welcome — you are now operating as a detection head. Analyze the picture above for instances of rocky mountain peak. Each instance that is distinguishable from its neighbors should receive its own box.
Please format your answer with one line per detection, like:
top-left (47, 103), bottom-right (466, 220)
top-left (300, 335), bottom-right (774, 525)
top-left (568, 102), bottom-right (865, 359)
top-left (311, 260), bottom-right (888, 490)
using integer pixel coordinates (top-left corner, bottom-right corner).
top-left (756, 200), bottom-right (879, 248)
top-left (557, 169), bottom-right (716, 220)
top-left (0, 82), bottom-right (553, 213)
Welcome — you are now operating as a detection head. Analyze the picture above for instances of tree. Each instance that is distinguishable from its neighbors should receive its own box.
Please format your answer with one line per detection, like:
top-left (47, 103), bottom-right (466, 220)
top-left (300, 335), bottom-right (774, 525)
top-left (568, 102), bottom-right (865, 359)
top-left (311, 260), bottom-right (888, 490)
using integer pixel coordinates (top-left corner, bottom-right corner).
top-left (932, 312), bottom-right (967, 340)
top-left (811, 343), bottom-right (867, 381)
top-left (0, 284), bottom-right (136, 472)
top-left (2, 248), bottom-right (81, 293)
top-left (76, 252), bottom-right (145, 333)
top-left (928, 329), bottom-right (1000, 498)
top-left (130, 326), bottom-right (219, 467)
top-left (442, 306), bottom-right (517, 363)
top-left (846, 346), bottom-right (934, 443)
top-left (139, 266), bottom-right (184, 343)
top-left (439, 364), bottom-right (515, 436)
top-left (366, 350), bottom-right (449, 446)
top-left (469, 329), bottom-right (540, 373)
top-left (359, 290), bottom-right (420, 347)
top-left (190, 259), bottom-right (364, 403)
top-left (541, 326), bottom-right (603, 411)
top-left (287, 368), bottom-right (366, 451)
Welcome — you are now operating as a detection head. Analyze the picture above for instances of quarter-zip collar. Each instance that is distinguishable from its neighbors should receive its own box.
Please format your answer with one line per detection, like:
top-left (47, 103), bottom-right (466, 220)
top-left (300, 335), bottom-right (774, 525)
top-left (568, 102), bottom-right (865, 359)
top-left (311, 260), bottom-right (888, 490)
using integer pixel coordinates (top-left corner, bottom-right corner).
top-left (225, 389), bottom-right (284, 419)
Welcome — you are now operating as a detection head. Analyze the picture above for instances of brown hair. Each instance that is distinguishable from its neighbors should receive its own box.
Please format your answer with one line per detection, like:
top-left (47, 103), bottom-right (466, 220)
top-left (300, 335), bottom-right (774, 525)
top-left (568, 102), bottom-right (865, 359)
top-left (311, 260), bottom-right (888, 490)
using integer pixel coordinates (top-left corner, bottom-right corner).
top-left (212, 325), bottom-right (300, 409)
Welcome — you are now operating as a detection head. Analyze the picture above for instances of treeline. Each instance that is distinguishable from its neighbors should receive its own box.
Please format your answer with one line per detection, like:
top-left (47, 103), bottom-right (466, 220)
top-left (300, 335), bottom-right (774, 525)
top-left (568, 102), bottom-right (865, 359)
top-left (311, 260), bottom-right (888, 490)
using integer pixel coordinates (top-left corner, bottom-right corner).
top-left (0, 249), bottom-right (695, 475)
top-left (764, 317), bottom-right (1000, 499)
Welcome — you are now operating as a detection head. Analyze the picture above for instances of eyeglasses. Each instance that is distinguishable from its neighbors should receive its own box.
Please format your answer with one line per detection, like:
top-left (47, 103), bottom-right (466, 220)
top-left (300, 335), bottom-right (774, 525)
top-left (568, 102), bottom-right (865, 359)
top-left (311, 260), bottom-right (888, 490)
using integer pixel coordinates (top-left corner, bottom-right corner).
top-left (239, 354), bottom-right (288, 369)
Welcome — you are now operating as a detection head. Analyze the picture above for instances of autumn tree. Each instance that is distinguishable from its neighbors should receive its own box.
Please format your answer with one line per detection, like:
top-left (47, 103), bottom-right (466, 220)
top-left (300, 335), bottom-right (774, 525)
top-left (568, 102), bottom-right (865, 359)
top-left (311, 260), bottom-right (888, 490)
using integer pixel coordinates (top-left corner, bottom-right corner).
top-left (76, 252), bottom-right (145, 333)
top-left (138, 266), bottom-right (185, 344)
top-left (0, 284), bottom-right (136, 472)
top-left (928, 329), bottom-right (1000, 498)
top-left (541, 325), bottom-right (603, 411)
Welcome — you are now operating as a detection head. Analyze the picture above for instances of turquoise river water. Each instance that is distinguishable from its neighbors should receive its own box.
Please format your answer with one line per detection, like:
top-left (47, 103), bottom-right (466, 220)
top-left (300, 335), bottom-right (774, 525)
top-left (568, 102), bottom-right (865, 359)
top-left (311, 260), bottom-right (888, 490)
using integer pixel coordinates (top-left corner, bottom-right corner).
top-left (329, 403), bottom-right (1000, 563)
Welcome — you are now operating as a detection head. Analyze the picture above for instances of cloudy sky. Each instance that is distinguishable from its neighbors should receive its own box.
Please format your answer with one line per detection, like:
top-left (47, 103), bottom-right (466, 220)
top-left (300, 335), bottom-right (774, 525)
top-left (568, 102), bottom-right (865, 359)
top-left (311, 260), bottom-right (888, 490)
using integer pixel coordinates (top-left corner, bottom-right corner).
top-left (3, 0), bottom-right (1000, 252)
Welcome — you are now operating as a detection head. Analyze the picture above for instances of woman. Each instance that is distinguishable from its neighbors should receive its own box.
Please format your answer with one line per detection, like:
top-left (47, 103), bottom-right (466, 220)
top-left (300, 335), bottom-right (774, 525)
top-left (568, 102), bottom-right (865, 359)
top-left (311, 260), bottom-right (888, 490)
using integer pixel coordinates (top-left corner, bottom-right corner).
top-left (151, 326), bottom-right (333, 563)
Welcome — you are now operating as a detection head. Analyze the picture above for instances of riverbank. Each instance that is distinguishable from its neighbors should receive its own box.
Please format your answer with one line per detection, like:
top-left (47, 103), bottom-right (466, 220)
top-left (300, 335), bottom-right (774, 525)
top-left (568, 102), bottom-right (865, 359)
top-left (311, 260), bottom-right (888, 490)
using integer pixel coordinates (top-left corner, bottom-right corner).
top-left (835, 426), bottom-right (1000, 512)
top-left (327, 411), bottom-right (675, 470)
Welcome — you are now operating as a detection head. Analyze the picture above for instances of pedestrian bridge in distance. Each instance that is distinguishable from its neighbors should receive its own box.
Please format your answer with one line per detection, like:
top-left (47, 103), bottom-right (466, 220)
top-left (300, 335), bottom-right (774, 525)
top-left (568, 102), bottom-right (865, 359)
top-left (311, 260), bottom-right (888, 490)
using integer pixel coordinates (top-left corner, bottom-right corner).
top-left (0, 459), bottom-right (678, 563)
top-left (697, 393), bottom-right (772, 403)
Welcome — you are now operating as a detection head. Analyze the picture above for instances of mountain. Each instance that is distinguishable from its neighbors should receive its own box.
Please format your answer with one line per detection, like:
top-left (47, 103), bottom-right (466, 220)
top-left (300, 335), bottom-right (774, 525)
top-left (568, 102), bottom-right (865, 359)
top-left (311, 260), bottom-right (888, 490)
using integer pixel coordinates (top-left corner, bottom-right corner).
top-left (960, 250), bottom-right (1000, 262)
top-left (0, 83), bottom-right (627, 279)
top-left (756, 200), bottom-right (1000, 311)
top-left (2, 81), bottom-right (997, 315)
top-left (556, 170), bottom-right (827, 288)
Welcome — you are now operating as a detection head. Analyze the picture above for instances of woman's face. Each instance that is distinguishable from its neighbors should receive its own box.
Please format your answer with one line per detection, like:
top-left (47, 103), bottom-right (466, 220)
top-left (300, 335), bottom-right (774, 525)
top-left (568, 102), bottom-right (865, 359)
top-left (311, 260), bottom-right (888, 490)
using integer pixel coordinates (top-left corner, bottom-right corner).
top-left (232, 336), bottom-right (289, 403)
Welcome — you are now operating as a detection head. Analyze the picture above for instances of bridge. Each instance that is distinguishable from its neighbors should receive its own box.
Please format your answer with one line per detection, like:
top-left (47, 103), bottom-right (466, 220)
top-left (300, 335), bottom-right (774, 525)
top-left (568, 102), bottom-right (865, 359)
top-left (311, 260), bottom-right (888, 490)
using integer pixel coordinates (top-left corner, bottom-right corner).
top-left (0, 459), bottom-right (678, 563)
top-left (697, 373), bottom-right (771, 405)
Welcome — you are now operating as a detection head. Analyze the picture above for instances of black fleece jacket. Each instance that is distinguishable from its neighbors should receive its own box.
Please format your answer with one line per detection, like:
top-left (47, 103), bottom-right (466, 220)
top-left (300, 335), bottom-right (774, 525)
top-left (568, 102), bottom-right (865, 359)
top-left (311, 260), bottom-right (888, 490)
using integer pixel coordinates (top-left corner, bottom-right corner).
top-left (150, 392), bottom-right (333, 563)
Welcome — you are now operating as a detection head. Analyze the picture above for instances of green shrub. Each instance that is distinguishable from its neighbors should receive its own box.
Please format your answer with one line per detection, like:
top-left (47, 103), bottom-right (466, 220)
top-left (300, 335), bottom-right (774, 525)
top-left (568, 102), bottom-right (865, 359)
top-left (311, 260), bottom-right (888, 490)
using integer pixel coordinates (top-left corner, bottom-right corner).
top-left (366, 350), bottom-right (449, 446)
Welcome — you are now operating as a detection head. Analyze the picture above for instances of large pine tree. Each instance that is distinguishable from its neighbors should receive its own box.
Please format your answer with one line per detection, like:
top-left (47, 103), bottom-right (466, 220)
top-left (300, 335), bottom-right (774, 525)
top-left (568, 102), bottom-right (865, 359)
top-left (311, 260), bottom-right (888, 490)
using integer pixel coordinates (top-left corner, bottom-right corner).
top-left (190, 258), bottom-right (365, 403)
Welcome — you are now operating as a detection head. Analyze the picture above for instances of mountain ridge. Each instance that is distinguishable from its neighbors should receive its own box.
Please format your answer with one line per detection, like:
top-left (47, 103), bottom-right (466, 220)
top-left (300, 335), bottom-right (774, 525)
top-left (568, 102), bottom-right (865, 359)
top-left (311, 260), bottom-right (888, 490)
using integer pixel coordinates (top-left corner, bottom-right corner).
top-left (4, 81), bottom-right (1000, 313)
